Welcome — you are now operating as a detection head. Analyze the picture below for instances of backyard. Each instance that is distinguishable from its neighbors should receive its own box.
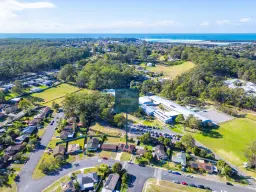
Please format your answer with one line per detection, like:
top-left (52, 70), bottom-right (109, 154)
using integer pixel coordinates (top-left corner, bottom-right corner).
top-left (146, 61), bottom-right (195, 79)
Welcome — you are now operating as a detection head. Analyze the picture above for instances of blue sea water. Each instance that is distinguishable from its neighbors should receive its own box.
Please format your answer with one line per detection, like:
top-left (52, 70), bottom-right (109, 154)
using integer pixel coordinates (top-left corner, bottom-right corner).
top-left (0, 33), bottom-right (256, 42)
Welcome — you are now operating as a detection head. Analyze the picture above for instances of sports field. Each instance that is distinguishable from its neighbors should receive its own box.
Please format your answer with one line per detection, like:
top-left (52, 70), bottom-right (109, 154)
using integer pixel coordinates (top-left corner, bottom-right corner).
top-left (30, 83), bottom-right (87, 106)
top-left (193, 118), bottom-right (256, 167)
top-left (146, 61), bottom-right (195, 78)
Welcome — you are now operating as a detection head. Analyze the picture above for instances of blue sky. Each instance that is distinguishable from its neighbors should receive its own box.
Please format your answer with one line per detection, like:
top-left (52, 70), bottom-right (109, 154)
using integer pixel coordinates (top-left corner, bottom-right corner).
top-left (0, 0), bottom-right (256, 33)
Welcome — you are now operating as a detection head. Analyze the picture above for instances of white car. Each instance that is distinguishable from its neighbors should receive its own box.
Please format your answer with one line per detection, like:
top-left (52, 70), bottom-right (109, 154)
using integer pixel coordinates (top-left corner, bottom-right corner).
top-left (186, 174), bottom-right (193, 178)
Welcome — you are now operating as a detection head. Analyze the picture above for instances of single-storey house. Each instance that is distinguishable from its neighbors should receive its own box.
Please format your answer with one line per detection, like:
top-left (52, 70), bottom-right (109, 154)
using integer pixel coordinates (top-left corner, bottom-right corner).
top-left (76, 172), bottom-right (99, 191)
top-left (53, 145), bottom-right (66, 157)
top-left (154, 145), bottom-right (168, 160)
top-left (101, 144), bottom-right (118, 152)
top-left (136, 149), bottom-right (147, 156)
top-left (102, 173), bottom-right (120, 192)
top-left (67, 144), bottom-right (80, 154)
top-left (86, 138), bottom-right (100, 152)
top-left (190, 160), bottom-right (216, 174)
top-left (60, 130), bottom-right (75, 140)
top-left (172, 152), bottom-right (186, 166)
top-left (118, 143), bottom-right (135, 153)
top-left (5, 144), bottom-right (24, 155)
top-left (28, 118), bottom-right (42, 126)
top-left (14, 135), bottom-right (28, 145)
top-left (22, 126), bottom-right (37, 135)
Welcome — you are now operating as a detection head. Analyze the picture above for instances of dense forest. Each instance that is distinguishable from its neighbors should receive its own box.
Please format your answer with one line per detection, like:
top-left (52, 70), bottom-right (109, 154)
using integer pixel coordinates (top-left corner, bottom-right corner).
top-left (0, 40), bottom-right (89, 80)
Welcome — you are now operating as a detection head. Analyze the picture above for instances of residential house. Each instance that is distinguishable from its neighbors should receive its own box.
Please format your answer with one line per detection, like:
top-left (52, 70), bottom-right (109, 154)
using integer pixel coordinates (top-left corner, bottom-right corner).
top-left (28, 118), bottom-right (42, 127)
top-left (0, 113), bottom-right (5, 119)
top-left (190, 160), bottom-right (216, 174)
top-left (53, 145), bottom-right (66, 158)
top-left (22, 126), bottom-right (37, 135)
top-left (4, 105), bottom-right (18, 114)
top-left (4, 144), bottom-right (24, 156)
top-left (76, 172), bottom-right (99, 191)
top-left (118, 143), bottom-right (135, 153)
top-left (172, 152), bottom-right (186, 166)
top-left (67, 144), bottom-right (80, 154)
top-left (61, 180), bottom-right (75, 192)
top-left (14, 135), bottom-right (28, 145)
top-left (101, 144), bottom-right (118, 152)
top-left (60, 130), bottom-right (75, 140)
top-left (102, 173), bottom-right (120, 192)
top-left (30, 87), bottom-right (42, 93)
top-left (154, 145), bottom-right (168, 160)
top-left (136, 148), bottom-right (147, 156)
top-left (86, 138), bottom-right (100, 152)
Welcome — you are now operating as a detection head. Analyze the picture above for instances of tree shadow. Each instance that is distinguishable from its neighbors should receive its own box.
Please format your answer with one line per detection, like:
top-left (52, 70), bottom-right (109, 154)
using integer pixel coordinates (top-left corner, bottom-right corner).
top-left (200, 125), bottom-right (223, 139)
top-left (128, 174), bottom-right (136, 188)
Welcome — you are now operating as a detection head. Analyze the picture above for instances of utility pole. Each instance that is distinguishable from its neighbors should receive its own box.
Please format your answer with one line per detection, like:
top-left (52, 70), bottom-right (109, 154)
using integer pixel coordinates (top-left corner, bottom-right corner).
top-left (125, 113), bottom-right (128, 147)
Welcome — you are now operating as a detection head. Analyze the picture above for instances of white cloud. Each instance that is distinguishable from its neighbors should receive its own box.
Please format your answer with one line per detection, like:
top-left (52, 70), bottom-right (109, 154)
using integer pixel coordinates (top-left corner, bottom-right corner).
top-left (239, 17), bottom-right (252, 23)
top-left (200, 21), bottom-right (210, 26)
top-left (0, 0), bottom-right (55, 19)
top-left (216, 20), bottom-right (230, 25)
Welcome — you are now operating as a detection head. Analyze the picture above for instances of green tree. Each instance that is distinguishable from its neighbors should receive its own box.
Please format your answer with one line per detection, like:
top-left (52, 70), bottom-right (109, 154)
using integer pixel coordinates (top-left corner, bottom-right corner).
top-left (12, 80), bottom-right (24, 95)
top-left (139, 133), bottom-right (151, 144)
top-left (0, 91), bottom-right (5, 103)
top-left (181, 134), bottom-right (195, 149)
top-left (175, 114), bottom-right (185, 124)
top-left (97, 164), bottom-right (110, 176)
top-left (144, 152), bottom-right (153, 163)
top-left (113, 114), bottom-right (126, 128)
top-left (18, 99), bottom-right (33, 110)
top-left (112, 162), bottom-right (122, 174)
top-left (58, 64), bottom-right (77, 82)
top-left (244, 140), bottom-right (256, 168)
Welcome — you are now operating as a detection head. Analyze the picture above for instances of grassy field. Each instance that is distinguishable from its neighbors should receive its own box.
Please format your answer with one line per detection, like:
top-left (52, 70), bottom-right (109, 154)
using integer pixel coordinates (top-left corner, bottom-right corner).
top-left (69, 138), bottom-right (85, 149)
top-left (31, 83), bottom-right (80, 106)
top-left (192, 118), bottom-right (256, 167)
top-left (90, 122), bottom-right (123, 137)
top-left (120, 152), bottom-right (132, 161)
top-left (143, 179), bottom-right (207, 192)
top-left (146, 61), bottom-right (195, 79)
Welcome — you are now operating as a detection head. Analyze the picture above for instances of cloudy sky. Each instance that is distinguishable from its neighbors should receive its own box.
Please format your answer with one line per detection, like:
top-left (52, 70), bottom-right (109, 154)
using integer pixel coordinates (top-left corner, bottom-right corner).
top-left (0, 0), bottom-right (256, 33)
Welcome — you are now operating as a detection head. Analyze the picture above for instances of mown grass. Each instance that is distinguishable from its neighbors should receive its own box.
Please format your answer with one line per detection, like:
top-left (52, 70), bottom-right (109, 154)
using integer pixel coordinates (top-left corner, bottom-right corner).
top-left (146, 61), bottom-right (195, 79)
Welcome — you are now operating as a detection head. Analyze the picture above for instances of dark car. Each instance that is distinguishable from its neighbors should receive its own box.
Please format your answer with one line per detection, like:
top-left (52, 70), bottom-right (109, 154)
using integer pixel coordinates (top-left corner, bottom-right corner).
top-left (139, 163), bottom-right (145, 167)
top-left (102, 157), bottom-right (108, 160)
top-left (198, 185), bottom-right (205, 189)
top-left (50, 120), bottom-right (54, 125)
top-left (172, 171), bottom-right (181, 175)
top-left (189, 184), bottom-right (196, 188)
top-left (226, 182), bottom-right (233, 186)
top-left (205, 187), bottom-right (212, 190)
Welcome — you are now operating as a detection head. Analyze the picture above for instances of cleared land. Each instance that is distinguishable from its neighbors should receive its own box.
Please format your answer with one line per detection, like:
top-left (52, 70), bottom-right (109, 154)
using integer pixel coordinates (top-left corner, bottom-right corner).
top-left (143, 179), bottom-right (207, 192)
top-left (30, 83), bottom-right (82, 106)
top-left (146, 61), bottom-right (195, 79)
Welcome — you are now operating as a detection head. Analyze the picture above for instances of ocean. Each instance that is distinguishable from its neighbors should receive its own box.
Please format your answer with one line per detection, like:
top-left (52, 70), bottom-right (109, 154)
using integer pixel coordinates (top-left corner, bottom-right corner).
top-left (0, 33), bottom-right (256, 42)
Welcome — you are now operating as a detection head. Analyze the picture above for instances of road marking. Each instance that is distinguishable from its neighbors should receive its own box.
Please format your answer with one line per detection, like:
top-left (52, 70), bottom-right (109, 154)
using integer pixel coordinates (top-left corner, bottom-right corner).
top-left (98, 159), bottom-right (102, 162)
top-left (123, 162), bottom-right (128, 169)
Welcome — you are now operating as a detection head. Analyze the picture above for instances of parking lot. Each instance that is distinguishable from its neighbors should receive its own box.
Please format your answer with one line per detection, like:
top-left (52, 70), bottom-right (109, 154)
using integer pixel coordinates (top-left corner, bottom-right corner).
top-left (129, 124), bottom-right (181, 141)
top-left (198, 109), bottom-right (234, 124)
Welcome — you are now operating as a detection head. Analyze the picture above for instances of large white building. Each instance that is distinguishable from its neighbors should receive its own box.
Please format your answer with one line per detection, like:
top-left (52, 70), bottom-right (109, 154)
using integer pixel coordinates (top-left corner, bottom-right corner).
top-left (139, 95), bottom-right (213, 125)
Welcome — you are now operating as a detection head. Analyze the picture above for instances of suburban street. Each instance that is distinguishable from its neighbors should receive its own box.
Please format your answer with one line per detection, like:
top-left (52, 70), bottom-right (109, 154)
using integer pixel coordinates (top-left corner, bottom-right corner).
top-left (17, 156), bottom-right (254, 192)
top-left (17, 112), bottom-right (64, 192)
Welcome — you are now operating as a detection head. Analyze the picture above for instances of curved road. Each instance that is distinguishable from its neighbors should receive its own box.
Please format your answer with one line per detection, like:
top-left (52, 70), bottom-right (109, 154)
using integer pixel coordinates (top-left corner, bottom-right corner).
top-left (17, 114), bottom-right (255, 192)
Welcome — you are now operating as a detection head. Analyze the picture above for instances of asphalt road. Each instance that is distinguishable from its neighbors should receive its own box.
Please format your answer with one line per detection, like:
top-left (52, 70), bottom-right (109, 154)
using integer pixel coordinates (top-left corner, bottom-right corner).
top-left (17, 112), bottom-right (64, 192)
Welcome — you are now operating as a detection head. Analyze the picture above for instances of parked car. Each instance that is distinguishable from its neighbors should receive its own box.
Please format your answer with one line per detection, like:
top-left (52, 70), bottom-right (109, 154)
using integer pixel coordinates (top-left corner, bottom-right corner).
top-left (205, 187), bottom-right (212, 190)
top-left (181, 182), bottom-right (188, 185)
top-left (226, 182), bottom-right (233, 186)
top-left (198, 185), bottom-right (205, 189)
top-left (172, 171), bottom-right (181, 175)
top-left (186, 174), bottom-right (193, 178)
top-left (189, 184), bottom-right (196, 187)
top-left (172, 180), bottom-right (180, 184)
top-left (50, 120), bottom-right (54, 125)
top-left (168, 170), bottom-right (172, 173)
top-left (102, 157), bottom-right (108, 160)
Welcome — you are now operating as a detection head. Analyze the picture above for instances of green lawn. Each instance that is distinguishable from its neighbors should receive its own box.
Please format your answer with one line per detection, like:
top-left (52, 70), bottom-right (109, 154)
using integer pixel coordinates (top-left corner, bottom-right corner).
top-left (146, 61), bottom-right (195, 79)
top-left (120, 152), bottom-right (132, 161)
top-left (69, 138), bottom-right (85, 149)
top-left (192, 118), bottom-right (256, 167)
top-left (99, 151), bottom-right (117, 159)
top-left (142, 119), bottom-right (164, 128)
top-left (143, 179), bottom-right (208, 192)
top-left (31, 83), bottom-right (81, 106)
